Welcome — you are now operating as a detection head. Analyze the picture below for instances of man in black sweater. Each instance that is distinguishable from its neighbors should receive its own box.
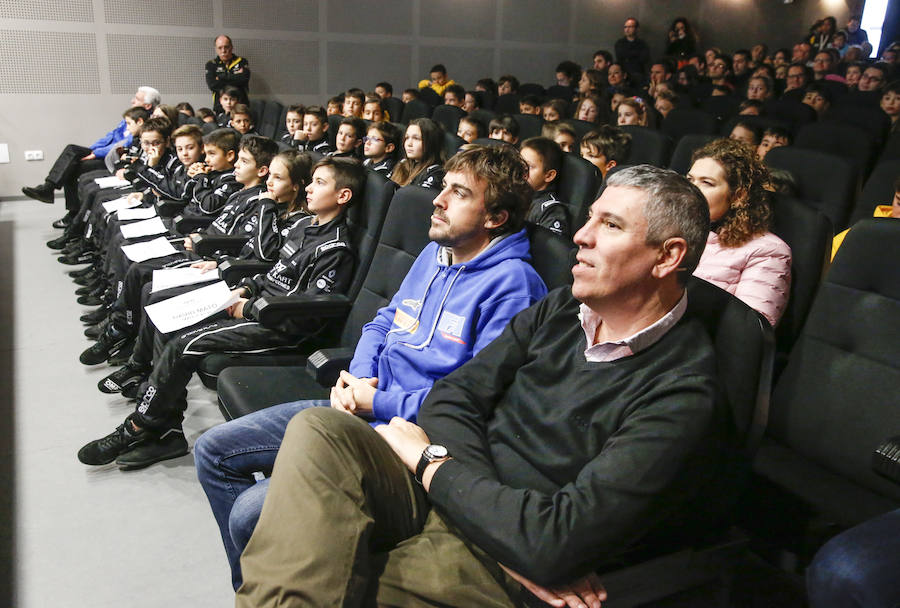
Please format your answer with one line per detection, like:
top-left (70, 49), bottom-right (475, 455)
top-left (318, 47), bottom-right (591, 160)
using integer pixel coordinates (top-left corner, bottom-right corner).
top-left (236, 166), bottom-right (727, 607)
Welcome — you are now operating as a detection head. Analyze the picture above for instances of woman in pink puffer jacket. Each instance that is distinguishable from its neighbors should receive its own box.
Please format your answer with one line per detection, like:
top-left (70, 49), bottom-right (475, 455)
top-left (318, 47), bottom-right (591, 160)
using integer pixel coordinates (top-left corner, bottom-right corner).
top-left (687, 138), bottom-right (791, 326)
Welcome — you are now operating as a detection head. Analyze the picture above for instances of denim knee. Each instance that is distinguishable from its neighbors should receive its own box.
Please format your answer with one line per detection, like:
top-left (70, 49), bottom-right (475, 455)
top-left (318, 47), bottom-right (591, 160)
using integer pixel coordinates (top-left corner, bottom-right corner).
top-left (229, 479), bottom-right (270, 554)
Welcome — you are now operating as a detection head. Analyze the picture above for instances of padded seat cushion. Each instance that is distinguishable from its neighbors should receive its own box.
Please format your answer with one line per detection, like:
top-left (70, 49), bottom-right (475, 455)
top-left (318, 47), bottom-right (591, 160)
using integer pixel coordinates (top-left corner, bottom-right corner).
top-left (217, 366), bottom-right (330, 420)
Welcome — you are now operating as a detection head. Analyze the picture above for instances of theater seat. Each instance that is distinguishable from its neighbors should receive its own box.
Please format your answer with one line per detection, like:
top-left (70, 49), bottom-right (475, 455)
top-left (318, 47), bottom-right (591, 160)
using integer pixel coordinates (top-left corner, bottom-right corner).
top-left (381, 97), bottom-right (404, 124)
top-left (193, 170), bottom-right (399, 388)
top-left (746, 219), bottom-right (900, 563)
top-left (430, 104), bottom-right (467, 134)
top-left (847, 158), bottom-right (900, 225)
top-left (620, 125), bottom-right (673, 168)
top-left (513, 113), bottom-right (544, 140)
top-left (660, 107), bottom-right (718, 143)
top-left (668, 133), bottom-right (718, 175)
top-left (400, 98), bottom-right (432, 123)
top-left (558, 152), bottom-right (601, 231)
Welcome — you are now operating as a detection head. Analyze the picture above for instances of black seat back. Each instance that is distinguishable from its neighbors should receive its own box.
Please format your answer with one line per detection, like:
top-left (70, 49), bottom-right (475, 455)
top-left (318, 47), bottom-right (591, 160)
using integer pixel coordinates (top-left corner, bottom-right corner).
top-left (562, 118), bottom-right (597, 144)
top-left (519, 83), bottom-right (546, 98)
top-left (765, 146), bottom-right (859, 231)
top-left (557, 152), bottom-right (602, 231)
top-left (848, 158), bottom-right (900, 225)
top-left (400, 98), bottom-right (432, 123)
top-left (339, 186), bottom-right (436, 346)
top-left (431, 104), bottom-right (467, 134)
top-left (769, 194), bottom-right (833, 360)
top-left (513, 113), bottom-right (544, 141)
top-left (661, 107), bottom-right (718, 143)
top-left (494, 94), bottom-right (521, 115)
top-left (621, 125), bottom-right (673, 168)
top-left (381, 97), bottom-right (404, 123)
top-left (443, 131), bottom-right (465, 159)
top-left (344, 170), bottom-right (400, 300)
top-left (326, 113), bottom-right (343, 148)
top-left (416, 87), bottom-right (442, 108)
top-left (765, 219), bottom-right (900, 518)
top-left (794, 122), bottom-right (875, 177)
top-left (525, 223), bottom-right (575, 291)
top-left (668, 133), bottom-right (718, 175)
top-left (258, 100), bottom-right (284, 139)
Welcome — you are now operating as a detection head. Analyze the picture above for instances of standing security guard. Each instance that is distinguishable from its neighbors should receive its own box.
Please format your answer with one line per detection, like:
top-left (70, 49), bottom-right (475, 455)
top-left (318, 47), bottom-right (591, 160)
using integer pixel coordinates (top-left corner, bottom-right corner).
top-left (205, 35), bottom-right (250, 113)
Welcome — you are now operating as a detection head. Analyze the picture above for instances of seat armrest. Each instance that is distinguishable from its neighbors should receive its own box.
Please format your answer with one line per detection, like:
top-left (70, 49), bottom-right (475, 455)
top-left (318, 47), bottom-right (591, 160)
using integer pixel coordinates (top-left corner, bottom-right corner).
top-left (306, 347), bottom-right (356, 387)
top-left (218, 259), bottom-right (271, 284)
top-left (252, 294), bottom-right (353, 328)
top-left (174, 213), bottom-right (215, 233)
top-left (873, 436), bottom-right (900, 486)
top-left (156, 198), bottom-right (187, 218)
top-left (194, 234), bottom-right (250, 257)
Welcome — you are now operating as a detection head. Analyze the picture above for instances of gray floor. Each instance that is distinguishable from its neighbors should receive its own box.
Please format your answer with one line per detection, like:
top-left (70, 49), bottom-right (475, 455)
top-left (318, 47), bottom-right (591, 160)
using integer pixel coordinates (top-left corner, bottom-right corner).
top-left (3, 198), bottom-right (234, 607)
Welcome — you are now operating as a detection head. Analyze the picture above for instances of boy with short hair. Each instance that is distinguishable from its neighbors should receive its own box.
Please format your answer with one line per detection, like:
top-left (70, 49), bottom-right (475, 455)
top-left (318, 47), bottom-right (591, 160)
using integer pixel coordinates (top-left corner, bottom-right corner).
top-left (78, 157), bottom-right (362, 469)
top-left (519, 94), bottom-right (544, 115)
top-left (216, 86), bottom-right (243, 127)
top-left (489, 114), bottom-right (520, 145)
top-left (757, 126), bottom-right (791, 159)
top-left (401, 88), bottom-right (420, 103)
top-left (443, 84), bottom-right (466, 108)
top-left (185, 128), bottom-right (244, 216)
top-left (498, 74), bottom-right (520, 96)
top-left (729, 119), bottom-right (762, 147)
top-left (362, 95), bottom-right (385, 122)
top-left (580, 125), bottom-right (632, 180)
top-left (298, 106), bottom-right (333, 155)
top-left (520, 137), bottom-right (569, 237)
top-left (281, 104), bottom-right (306, 148)
top-left (542, 122), bottom-right (577, 152)
top-left (363, 121), bottom-right (401, 175)
top-left (343, 88), bottom-right (365, 118)
top-left (229, 103), bottom-right (255, 135)
top-left (326, 96), bottom-right (343, 116)
top-left (374, 82), bottom-right (393, 99)
top-left (542, 99), bottom-right (567, 123)
top-left (331, 117), bottom-right (365, 159)
top-left (457, 116), bottom-right (484, 144)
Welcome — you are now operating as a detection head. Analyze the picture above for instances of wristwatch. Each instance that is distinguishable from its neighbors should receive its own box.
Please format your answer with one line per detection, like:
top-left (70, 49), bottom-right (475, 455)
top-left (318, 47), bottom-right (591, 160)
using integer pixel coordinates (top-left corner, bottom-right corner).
top-left (415, 444), bottom-right (450, 484)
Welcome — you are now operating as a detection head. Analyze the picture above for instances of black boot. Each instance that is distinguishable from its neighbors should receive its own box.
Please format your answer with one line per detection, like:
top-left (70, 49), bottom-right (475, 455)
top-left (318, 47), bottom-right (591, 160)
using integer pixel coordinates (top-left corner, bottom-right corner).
top-left (22, 182), bottom-right (55, 204)
top-left (79, 325), bottom-right (131, 365)
top-left (52, 212), bottom-right (75, 229)
top-left (80, 306), bottom-right (110, 325)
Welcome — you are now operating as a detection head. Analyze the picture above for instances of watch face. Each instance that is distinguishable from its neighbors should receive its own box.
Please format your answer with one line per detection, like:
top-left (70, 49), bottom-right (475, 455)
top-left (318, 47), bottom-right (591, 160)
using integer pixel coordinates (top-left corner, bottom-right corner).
top-left (426, 444), bottom-right (448, 459)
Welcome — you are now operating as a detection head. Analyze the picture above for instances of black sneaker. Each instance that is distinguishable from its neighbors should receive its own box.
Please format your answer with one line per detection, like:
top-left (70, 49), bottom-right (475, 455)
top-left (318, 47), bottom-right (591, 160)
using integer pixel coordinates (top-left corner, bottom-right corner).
top-left (59, 249), bottom-right (96, 266)
top-left (108, 340), bottom-right (135, 366)
top-left (47, 233), bottom-right (74, 250)
top-left (75, 280), bottom-right (103, 296)
top-left (73, 268), bottom-right (101, 286)
top-left (84, 318), bottom-right (108, 339)
top-left (121, 382), bottom-right (141, 400)
top-left (115, 427), bottom-right (189, 470)
top-left (80, 307), bottom-right (109, 325)
top-left (70, 265), bottom-right (98, 279)
top-left (79, 329), bottom-right (130, 365)
top-left (98, 364), bottom-right (148, 394)
top-left (52, 213), bottom-right (74, 229)
top-left (22, 183), bottom-right (55, 204)
top-left (77, 420), bottom-right (147, 465)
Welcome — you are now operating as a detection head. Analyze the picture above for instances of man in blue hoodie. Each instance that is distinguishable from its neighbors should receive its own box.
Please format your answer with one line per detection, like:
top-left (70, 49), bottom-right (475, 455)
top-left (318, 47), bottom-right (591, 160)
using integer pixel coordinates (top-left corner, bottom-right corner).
top-left (195, 144), bottom-right (548, 589)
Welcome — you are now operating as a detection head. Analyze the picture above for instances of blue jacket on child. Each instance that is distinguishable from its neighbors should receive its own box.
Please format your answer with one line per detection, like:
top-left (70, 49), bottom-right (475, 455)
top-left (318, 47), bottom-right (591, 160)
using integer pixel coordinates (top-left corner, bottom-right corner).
top-left (349, 228), bottom-right (547, 424)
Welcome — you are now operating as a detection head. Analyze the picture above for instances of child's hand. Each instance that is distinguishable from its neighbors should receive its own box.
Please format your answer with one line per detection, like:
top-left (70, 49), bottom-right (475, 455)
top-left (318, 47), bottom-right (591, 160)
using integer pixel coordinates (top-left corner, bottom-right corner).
top-left (227, 298), bottom-right (248, 318)
top-left (127, 192), bottom-right (144, 204)
top-left (146, 146), bottom-right (162, 167)
top-left (191, 260), bottom-right (218, 273)
top-left (188, 161), bottom-right (207, 177)
top-left (183, 236), bottom-right (194, 251)
top-left (293, 130), bottom-right (308, 141)
top-left (115, 168), bottom-right (128, 180)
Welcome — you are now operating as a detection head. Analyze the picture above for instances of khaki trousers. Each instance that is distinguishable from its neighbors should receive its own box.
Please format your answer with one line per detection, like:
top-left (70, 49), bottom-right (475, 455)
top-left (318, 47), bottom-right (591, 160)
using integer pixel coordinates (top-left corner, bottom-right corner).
top-left (236, 407), bottom-right (523, 608)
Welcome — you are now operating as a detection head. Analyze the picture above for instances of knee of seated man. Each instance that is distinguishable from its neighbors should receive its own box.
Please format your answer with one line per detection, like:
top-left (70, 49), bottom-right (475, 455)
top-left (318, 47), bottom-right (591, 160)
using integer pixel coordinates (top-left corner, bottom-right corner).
top-left (229, 480), bottom-right (269, 549)
top-left (808, 532), bottom-right (873, 593)
top-left (283, 407), bottom-right (369, 454)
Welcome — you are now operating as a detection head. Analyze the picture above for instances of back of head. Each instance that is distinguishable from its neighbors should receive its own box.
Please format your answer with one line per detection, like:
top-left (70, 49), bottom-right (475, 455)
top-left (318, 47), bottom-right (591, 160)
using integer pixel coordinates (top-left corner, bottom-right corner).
top-left (123, 106), bottom-right (150, 123)
top-left (314, 156), bottom-right (365, 206)
top-left (203, 128), bottom-right (240, 155)
top-left (606, 165), bottom-right (710, 282)
top-left (240, 135), bottom-right (278, 168)
top-left (521, 137), bottom-right (563, 177)
top-left (444, 144), bottom-right (532, 238)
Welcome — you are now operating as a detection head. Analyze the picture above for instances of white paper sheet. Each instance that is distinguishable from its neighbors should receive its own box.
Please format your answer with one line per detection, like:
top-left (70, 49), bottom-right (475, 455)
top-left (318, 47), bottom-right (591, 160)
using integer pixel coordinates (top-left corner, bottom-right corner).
top-left (144, 281), bottom-right (240, 333)
top-left (102, 196), bottom-right (141, 213)
top-left (94, 176), bottom-right (130, 188)
top-left (121, 236), bottom-right (178, 262)
top-left (151, 267), bottom-right (220, 293)
top-left (120, 216), bottom-right (168, 239)
top-left (116, 206), bottom-right (157, 221)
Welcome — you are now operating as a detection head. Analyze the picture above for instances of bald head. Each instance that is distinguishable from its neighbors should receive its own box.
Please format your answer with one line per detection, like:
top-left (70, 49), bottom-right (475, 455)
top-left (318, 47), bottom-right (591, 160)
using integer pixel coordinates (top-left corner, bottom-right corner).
top-left (215, 35), bottom-right (234, 63)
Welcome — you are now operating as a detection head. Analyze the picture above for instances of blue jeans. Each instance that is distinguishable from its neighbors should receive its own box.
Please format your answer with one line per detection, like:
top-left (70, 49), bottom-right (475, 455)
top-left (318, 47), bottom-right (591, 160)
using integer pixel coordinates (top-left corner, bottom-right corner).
top-left (806, 508), bottom-right (900, 608)
top-left (194, 399), bottom-right (329, 590)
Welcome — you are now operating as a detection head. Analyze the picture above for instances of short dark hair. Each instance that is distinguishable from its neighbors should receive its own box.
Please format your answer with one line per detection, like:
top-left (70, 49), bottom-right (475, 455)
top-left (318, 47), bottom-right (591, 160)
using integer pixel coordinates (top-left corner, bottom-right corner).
top-left (196, 108), bottom-right (215, 121)
top-left (123, 107), bottom-right (150, 122)
top-left (287, 104), bottom-right (306, 115)
top-left (402, 88), bottom-right (420, 99)
top-left (731, 119), bottom-right (763, 145)
top-left (138, 117), bottom-right (172, 140)
top-left (498, 74), bottom-right (520, 93)
top-left (367, 121), bottom-right (402, 159)
top-left (520, 94), bottom-right (543, 108)
top-left (489, 114), bottom-right (520, 138)
top-left (459, 116), bottom-right (486, 139)
top-left (203, 128), bottom-right (240, 154)
top-left (375, 81), bottom-right (393, 94)
top-left (465, 90), bottom-right (484, 109)
top-left (175, 102), bottom-right (194, 116)
top-left (520, 137), bottom-right (563, 181)
top-left (444, 84), bottom-right (465, 100)
top-left (444, 144), bottom-right (532, 238)
top-left (313, 157), bottom-right (365, 204)
top-left (606, 165), bottom-right (710, 283)
top-left (231, 103), bottom-right (251, 118)
top-left (345, 88), bottom-right (365, 103)
top-left (541, 98), bottom-right (569, 120)
top-left (593, 50), bottom-right (613, 63)
top-left (338, 116), bottom-right (366, 139)
top-left (304, 105), bottom-right (328, 126)
top-left (239, 134), bottom-right (278, 168)
top-left (429, 64), bottom-right (447, 75)
top-left (581, 125), bottom-right (632, 163)
top-left (555, 60), bottom-right (582, 84)
top-left (220, 85), bottom-right (246, 104)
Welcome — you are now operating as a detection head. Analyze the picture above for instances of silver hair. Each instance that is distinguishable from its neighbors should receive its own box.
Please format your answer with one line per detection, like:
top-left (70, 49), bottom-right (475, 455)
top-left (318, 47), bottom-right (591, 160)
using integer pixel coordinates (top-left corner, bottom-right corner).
top-left (137, 86), bottom-right (161, 109)
top-left (606, 165), bottom-right (710, 281)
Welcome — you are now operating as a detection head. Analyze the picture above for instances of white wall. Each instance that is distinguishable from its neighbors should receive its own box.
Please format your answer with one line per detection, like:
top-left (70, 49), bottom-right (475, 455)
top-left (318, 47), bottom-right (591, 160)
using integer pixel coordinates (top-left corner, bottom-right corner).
top-left (0, 0), bottom-right (851, 199)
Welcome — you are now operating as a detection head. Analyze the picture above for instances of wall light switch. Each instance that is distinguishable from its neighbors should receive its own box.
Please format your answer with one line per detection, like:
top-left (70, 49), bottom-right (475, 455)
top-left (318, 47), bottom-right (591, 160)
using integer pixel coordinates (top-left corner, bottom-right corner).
top-left (25, 150), bottom-right (44, 161)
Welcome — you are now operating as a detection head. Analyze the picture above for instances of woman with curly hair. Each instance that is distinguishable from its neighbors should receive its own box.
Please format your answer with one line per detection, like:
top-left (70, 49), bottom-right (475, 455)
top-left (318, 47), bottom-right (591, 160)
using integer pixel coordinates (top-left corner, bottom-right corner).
top-left (687, 138), bottom-right (792, 326)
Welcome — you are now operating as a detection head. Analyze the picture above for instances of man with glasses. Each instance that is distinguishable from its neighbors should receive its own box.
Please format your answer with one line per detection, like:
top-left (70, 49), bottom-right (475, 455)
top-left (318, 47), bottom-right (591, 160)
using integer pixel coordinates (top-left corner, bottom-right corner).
top-left (858, 64), bottom-right (889, 92)
top-left (782, 62), bottom-right (812, 103)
